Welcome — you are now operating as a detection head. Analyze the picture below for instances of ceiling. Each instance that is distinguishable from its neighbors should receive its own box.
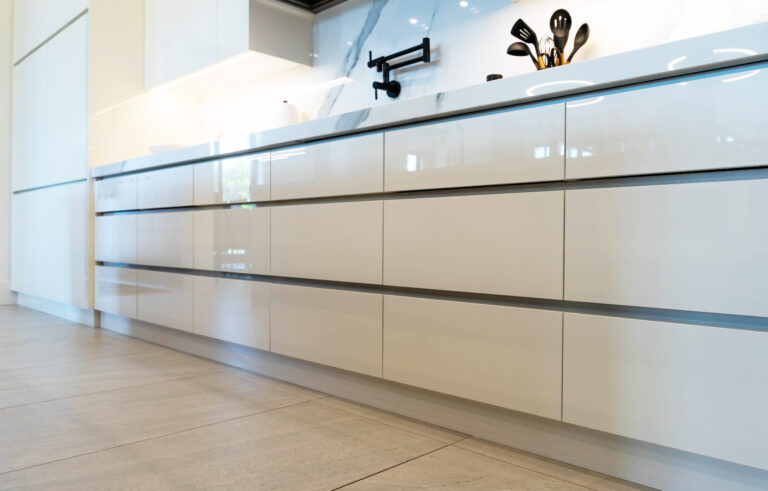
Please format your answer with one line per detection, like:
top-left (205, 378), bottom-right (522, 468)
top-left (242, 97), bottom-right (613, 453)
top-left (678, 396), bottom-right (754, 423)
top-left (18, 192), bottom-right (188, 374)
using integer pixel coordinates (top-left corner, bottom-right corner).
top-left (277, 0), bottom-right (348, 13)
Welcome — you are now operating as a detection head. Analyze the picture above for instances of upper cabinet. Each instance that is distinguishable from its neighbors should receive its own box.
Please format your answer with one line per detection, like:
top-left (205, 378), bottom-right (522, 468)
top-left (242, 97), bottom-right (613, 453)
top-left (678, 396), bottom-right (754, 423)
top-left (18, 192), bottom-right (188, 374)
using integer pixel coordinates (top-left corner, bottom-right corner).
top-left (12, 0), bottom-right (88, 63)
top-left (145, 0), bottom-right (313, 89)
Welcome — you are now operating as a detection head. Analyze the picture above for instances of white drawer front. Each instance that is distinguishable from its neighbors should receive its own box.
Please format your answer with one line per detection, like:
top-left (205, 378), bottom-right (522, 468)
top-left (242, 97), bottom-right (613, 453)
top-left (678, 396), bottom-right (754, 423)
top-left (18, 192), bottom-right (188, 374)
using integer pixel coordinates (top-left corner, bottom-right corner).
top-left (95, 215), bottom-right (137, 264)
top-left (95, 266), bottom-right (137, 318)
top-left (194, 277), bottom-right (270, 350)
top-left (95, 175), bottom-right (138, 212)
top-left (137, 165), bottom-right (193, 209)
top-left (565, 179), bottom-right (768, 316)
top-left (270, 284), bottom-right (382, 377)
top-left (137, 212), bottom-right (194, 268)
top-left (193, 153), bottom-right (270, 205)
top-left (384, 192), bottom-right (563, 299)
top-left (566, 65), bottom-right (768, 179)
top-left (384, 296), bottom-right (562, 418)
top-left (137, 270), bottom-right (194, 332)
top-left (194, 207), bottom-right (269, 274)
top-left (271, 201), bottom-right (383, 284)
top-left (564, 313), bottom-right (768, 470)
top-left (271, 133), bottom-right (383, 200)
top-left (386, 103), bottom-right (564, 191)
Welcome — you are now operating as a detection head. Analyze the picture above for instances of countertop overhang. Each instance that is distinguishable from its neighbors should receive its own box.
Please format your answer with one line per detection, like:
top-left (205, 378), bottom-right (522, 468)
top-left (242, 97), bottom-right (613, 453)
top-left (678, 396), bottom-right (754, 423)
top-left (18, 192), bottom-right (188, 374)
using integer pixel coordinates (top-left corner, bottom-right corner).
top-left (93, 22), bottom-right (768, 179)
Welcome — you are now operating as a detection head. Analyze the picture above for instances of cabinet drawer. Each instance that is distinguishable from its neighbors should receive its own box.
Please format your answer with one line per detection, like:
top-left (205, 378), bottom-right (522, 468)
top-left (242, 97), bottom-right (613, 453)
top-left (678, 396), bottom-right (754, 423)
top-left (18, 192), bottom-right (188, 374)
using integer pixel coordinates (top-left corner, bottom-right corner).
top-left (566, 65), bottom-right (768, 179)
top-left (137, 212), bottom-right (194, 268)
top-left (95, 266), bottom-right (137, 318)
top-left (384, 192), bottom-right (563, 298)
top-left (271, 201), bottom-right (383, 284)
top-left (386, 103), bottom-right (564, 191)
top-left (95, 175), bottom-right (138, 212)
top-left (137, 165), bottom-right (193, 209)
top-left (270, 284), bottom-right (382, 377)
top-left (194, 207), bottom-right (269, 274)
top-left (564, 179), bottom-right (768, 316)
top-left (564, 313), bottom-right (768, 470)
top-left (193, 277), bottom-right (270, 350)
top-left (271, 133), bottom-right (383, 200)
top-left (193, 153), bottom-right (270, 205)
top-left (384, 296), bottom-right (562, 418)
top-left (95, 215), bottom-right (137, 264)
top-left (137, 270), bottom-right (193, 332)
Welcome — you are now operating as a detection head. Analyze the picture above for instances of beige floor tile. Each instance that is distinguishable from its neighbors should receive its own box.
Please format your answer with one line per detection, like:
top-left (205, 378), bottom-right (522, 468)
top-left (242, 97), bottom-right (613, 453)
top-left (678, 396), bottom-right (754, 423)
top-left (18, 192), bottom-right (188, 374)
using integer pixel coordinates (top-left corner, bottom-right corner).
top-left (456, 439), bottom-right (654, 491)
top-left (343, 445), bottom-right (587, 490)
top-left (0, 372), bottom-right (316, 473)
top-left (0, 322), bottom-right (107, 348)
top-left (316, 396), bottom-right (467, 444)
top-left (218, 365), bottom-right (327, 402)
top-left (0, 401), bottom-right (445, 491)
top-left (0, 350), bottom-right (219, 409)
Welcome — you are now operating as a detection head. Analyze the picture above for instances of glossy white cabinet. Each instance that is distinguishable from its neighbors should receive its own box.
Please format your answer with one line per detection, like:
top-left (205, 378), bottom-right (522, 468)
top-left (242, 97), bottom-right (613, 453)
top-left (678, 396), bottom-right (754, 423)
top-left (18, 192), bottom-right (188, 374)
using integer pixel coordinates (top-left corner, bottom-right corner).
top-left (271, 134), bottom-right (383, 200)
top-left (95, 266), bottom-right (137, 318)
top-left (384, 192), bottom-right (563, 299)
top-left (566, 66), bottom-right (768, 179)
top-left (94, 175), bottom-right (138, 212)
top-left (194, 207), bottom-right (269, 274)
top-left (385, 103), bottom-right (564, 191)
top-left (12, 0), bottom-right (87, 62)
top-left (564, 313), bottom-right (768, 470)
top-left (271, 201), bottom-right (383, 284)
top-left (137, 270), bottom-right (194, 332)
top-left (270, 284), bottom-right (382, 377)
top-left (137, 212), bottom-right (194, 268)
top-left (95, 215), bottom-right (138, 264)
top-left (11, 15), bottom-right (88, 191)
top-left (137, 165), bottom-right (193, 209)
top-left (193, 153), bottom-right (270, 205)
top-left (565, 179), bottom-right (768, 317)
top-left (193, 277), bottom-right (270, 350)
top-left (384, 296), bottom-right (562, 418)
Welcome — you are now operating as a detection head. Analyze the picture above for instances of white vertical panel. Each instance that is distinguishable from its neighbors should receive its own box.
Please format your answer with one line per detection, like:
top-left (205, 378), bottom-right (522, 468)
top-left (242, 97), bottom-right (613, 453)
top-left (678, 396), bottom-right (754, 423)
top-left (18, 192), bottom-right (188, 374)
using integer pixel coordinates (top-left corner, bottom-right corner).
top-left (12, 0), bottom-right (88, 63)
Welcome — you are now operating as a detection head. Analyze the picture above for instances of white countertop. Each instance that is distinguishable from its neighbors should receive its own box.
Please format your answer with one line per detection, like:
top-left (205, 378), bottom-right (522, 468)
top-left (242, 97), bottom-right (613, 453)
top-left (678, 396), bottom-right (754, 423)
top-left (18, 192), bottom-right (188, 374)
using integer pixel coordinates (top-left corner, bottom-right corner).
top-left (93, 22), bottom-right (768, 179)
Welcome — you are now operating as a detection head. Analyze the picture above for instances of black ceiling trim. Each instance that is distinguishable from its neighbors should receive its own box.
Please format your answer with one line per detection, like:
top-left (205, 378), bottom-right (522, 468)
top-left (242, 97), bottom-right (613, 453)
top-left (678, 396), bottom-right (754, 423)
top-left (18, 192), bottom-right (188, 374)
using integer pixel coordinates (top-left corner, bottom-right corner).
top-left (276, 0), bottom-right (348, 13)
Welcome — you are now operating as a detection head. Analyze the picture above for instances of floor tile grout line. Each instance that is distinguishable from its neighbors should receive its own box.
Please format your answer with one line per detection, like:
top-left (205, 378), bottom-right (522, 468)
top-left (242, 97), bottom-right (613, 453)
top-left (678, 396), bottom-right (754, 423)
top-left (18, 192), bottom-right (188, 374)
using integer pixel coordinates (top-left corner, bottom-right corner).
top-left (0, 398), bottom-right (315, 476)
top-left (331, 438), bottom-right (468, 490)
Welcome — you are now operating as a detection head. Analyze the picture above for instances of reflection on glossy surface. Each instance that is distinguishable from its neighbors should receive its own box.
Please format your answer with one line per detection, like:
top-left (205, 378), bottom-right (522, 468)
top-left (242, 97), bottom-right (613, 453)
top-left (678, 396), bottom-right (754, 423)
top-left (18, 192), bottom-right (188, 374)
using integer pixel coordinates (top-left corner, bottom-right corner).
top-left (193, 153), bottom-right (270, 205)
top-left (137, 212), bottom-right (194, 268)
top-left (566, 64), bottom-right (768, 179)
top-left (95, 215), bottom-right (138, 264)
top-left (137, 271), bottom-right (194, 331)
top-left (194, 207), bottom-right (269, 274)
top-left (138, 165), bottom-right (194, 209)
top-left (385, 104), bottom-right (564, 192)
top-left (95, 266), bottom-right (137, 318)
top-left (94, 175), bottom-right (138, 212)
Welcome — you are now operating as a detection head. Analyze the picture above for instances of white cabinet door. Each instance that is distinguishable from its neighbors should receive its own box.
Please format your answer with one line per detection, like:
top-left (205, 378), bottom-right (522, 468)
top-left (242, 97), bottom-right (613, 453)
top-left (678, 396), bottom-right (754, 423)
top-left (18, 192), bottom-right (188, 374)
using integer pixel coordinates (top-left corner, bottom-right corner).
top-left (566, 64), bottom-right (768, 179)
top-left (386, 103), bottom-right (564, 191)
top-left (95, 175), bottom-right (138, 212)
top-left (11, 42), bottom-right (46, 191)
top-left (12, 0), bottom-right (88, 63)
top-left (565, 179), bottom-right (768, 317)
top-left (271, 134), bottom-right (383, 200)
top-left (95, 266), bottom-right (138, 318)
top-left (564, 313), bottom-right (768, 470)
top-left (137, 270), bottom-right (194, 332)
top-left (193, 153), bottom-right (270, 205)
top-left (194, 277), bottom-right (270, 350)
top-left (137, 212), bottom-right (194, 268)
top-left (270, 284), bottom-right (382, 377)
top-left (271, 201), bottom-right (383, 284)
top-left (194, 207), bottom-right (269, 274)
top-left (384, 296), bottom-right (562, 419)
top-left (137, 166), bottom-right (194, 209)
top-left (384, 192), bottom-right (564, 299)
top-left (95, 215), bottom-right (138, 264)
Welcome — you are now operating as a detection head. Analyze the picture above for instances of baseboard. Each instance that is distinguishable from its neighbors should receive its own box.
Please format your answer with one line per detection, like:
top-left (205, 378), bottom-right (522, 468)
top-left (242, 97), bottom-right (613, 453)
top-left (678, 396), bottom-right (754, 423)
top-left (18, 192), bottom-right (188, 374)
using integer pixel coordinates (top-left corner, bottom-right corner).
top-left (0, 280), bottom-right (16, 305)
top-left (99, 312), bottom-right (768, 491)
top-left (17, 293), bottom-right (95, 326)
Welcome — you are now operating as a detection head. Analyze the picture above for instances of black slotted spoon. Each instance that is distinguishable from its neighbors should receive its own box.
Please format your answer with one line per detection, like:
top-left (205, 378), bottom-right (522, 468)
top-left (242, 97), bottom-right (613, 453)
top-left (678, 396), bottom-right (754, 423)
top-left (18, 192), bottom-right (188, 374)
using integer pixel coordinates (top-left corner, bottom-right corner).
top-left (549, 9), bottom-right (572, 65)
top-left (511, 19), bottom-right (543, 69)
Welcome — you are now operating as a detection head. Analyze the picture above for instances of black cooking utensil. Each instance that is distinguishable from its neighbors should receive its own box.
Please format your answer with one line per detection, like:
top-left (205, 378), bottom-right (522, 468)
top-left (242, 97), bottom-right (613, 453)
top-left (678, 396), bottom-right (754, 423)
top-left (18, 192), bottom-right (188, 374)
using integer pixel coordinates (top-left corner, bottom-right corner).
top-left (511, 19), bottom-right (542, 68)
top-left (567, 23), bottom-right (590, 63)
top-left (507, 41), bottom-right (540, 70)
top-left (549, 9), bottom-right (572, 65)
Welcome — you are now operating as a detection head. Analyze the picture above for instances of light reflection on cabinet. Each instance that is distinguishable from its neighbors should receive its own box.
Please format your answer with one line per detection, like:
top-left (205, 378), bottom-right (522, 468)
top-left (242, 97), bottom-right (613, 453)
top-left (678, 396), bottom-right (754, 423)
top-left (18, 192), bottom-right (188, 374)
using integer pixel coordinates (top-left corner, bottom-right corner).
top-left (137, 212), bottom-right (194, 268)
top-left (194, 207), bottom-right (269, 274)
top-left (137, 270), bottom-right (194, 332)
top-left (95, 266), bottom-right (137, 318)
top-left (193, 153), bottom-right (270, 205)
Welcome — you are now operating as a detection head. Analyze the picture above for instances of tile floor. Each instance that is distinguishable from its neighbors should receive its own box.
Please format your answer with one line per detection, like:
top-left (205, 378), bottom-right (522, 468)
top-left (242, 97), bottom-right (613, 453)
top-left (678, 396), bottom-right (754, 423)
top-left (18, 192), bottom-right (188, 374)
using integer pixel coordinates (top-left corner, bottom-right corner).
top-left (0, 305), bottom-right (651, 490)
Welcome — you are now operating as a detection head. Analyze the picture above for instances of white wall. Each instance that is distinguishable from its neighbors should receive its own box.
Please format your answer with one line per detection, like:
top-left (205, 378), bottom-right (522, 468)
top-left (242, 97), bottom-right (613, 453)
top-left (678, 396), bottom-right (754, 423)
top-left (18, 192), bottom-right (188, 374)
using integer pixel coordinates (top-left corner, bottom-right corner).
top-left (0, 0), bottom-right (13, 305)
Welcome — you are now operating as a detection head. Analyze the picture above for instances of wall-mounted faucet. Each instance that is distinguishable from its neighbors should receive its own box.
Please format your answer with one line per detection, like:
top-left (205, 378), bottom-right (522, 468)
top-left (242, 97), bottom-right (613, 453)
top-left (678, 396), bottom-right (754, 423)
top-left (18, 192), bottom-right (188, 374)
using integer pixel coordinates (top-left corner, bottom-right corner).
top-left (368, 38), bottom-right (431, 100)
